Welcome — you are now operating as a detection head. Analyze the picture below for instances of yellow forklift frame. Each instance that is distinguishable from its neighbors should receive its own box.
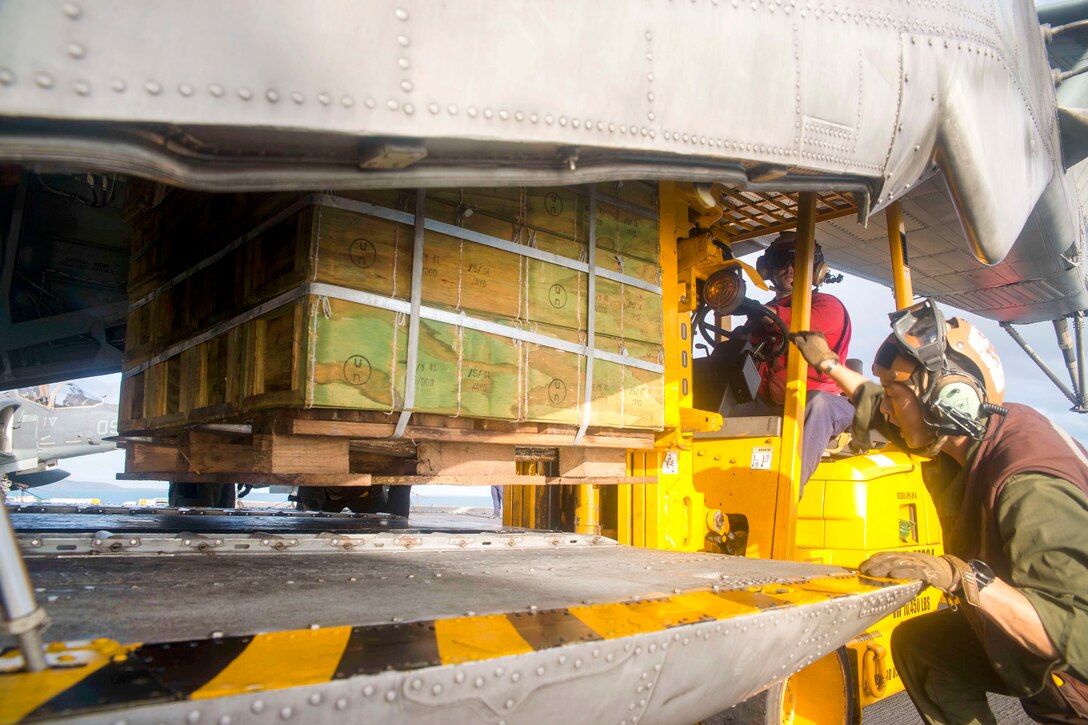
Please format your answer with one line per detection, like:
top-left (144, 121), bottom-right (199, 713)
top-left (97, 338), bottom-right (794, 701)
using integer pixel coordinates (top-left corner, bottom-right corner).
top-left (507, 184), bottom-right (945, 722)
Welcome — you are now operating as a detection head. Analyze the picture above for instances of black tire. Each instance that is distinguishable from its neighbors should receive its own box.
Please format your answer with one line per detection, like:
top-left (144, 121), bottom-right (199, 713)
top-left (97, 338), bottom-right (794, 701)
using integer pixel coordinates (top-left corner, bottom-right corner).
top-left (168, 482), bottom-right (237, 508)
top-left (384, 485), bottom-right (411, 517)
top-left (294, 485), bottom-right (411, 515)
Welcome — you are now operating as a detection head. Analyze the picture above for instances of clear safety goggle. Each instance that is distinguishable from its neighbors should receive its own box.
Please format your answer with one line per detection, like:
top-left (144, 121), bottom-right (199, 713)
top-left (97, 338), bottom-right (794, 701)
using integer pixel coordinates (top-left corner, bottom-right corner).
top-left (887, 299), bottom-right (946, 373)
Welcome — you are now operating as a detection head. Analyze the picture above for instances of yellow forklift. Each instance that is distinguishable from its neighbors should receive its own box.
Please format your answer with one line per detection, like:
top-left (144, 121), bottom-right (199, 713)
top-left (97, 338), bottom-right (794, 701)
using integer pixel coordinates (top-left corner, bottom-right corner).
top-left (507, 184), bottom-right (945, 723)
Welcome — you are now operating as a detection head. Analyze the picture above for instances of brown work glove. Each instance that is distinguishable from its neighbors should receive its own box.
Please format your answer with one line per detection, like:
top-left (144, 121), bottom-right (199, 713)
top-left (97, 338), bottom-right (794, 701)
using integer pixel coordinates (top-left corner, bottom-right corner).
top-left (789, 331), bottom-right (838, 369)
top-left (859, 551), bottom-right (970, 596)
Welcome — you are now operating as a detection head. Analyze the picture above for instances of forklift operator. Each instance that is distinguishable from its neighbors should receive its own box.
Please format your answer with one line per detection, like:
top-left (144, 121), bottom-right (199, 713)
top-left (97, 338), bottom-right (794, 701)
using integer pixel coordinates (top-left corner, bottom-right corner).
top-left (791, 300), bottom-right (1088, 724)
top-left (735, 232), bottom-right (854, 493)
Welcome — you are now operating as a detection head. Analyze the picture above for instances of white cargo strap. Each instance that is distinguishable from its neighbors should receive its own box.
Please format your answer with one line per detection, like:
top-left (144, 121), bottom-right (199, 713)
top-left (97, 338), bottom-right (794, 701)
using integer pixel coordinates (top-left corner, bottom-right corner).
top-left (574, 187), bottom-right (597, 446)
top-left (393, 189), bottom-right (427, 440)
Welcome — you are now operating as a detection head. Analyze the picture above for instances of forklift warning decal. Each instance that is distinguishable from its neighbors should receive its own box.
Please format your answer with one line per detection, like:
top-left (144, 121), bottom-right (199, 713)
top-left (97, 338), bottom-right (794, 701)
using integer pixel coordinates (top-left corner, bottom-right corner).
top-left (661, 450), bottom-right (679, 475)
top-left (751, 447), bottom-right (773, 470)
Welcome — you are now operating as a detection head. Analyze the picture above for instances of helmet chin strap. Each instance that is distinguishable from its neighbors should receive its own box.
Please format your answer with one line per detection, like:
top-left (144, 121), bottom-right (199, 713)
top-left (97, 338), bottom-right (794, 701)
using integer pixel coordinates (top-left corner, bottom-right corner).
top-left (910, 432), bottom-right (948, 458)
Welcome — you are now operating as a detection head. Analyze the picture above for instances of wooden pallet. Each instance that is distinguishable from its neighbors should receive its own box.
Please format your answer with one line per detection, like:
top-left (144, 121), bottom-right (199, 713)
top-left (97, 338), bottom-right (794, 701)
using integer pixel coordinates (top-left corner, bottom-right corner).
top-left (119, 427), bottom-right (657, 487)
top-left (121, 406), bottom-right (657, 448)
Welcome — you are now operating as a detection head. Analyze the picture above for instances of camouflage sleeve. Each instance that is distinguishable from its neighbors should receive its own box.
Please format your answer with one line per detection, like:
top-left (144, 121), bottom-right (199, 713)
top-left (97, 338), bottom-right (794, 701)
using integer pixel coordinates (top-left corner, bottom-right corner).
top-left (996, 473), bottom-right (1088, 689)
top-left (848, 381), bottom-right (906, 452)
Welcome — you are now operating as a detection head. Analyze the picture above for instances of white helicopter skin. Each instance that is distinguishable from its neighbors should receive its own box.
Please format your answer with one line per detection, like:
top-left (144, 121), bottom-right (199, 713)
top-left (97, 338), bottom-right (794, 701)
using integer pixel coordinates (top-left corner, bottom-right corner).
top-left (0, 385), bottom-right (118, 488)
top-left (0, 1), bottom-right (1085, 378)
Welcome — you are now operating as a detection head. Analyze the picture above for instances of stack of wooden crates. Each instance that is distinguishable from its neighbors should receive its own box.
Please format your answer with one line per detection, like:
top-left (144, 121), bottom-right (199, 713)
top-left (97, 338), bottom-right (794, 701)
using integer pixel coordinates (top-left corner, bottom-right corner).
top-left (119, 183), bottom-right (665, 443)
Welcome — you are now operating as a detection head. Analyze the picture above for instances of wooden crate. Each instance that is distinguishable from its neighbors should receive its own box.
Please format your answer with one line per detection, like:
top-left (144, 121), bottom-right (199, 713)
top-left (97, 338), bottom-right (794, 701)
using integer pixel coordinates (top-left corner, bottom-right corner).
top-left (126, 190), bottom-right (664, 369)
top-left (427, 187), bottom-right (588, 243)
top-left (426, 182), bottom-right (660, 264)
top-left (595, 192), bottom-right (660, 264)
top-left (120, 294), bottom-right (665, 433)
top-left (121, 185), bottom-right (666, 437)
top-left (595, 180), bottom-right (659, 213)
top-left (305, 295), bottom-right (662, 427)
top-left (125, 189), bottom-right (410, 297)
top-left (425, 189), bottom-right (663, 343)
top-left (124, 193), bottom-right (418, 369)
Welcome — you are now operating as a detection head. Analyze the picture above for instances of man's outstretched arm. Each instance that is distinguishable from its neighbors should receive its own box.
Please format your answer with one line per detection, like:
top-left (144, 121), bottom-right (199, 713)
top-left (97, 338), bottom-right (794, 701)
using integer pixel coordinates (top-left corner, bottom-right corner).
top-left (789, 331), bottom-right (868, 396)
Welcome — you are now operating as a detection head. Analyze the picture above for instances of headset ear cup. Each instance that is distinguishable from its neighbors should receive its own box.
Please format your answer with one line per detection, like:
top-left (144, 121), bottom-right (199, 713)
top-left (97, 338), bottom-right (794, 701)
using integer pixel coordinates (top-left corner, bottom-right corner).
top-left (755, 254), bottom-right (770, 284)
top-left (928, 373), bottom-right (985, 429)
top-left (813, 260), bottom-right (829, 287)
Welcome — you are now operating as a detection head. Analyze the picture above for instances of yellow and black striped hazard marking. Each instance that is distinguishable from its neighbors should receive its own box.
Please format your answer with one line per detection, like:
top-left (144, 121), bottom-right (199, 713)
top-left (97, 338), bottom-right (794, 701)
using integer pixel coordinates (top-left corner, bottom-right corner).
top-left (0, 575), bottom-right (897, 723)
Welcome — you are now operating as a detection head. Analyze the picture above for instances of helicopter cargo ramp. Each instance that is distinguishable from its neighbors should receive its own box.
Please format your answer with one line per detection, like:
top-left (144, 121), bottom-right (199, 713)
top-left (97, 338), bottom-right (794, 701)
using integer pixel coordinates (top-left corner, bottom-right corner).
top-left (1, 507), bottom-right (920, 724)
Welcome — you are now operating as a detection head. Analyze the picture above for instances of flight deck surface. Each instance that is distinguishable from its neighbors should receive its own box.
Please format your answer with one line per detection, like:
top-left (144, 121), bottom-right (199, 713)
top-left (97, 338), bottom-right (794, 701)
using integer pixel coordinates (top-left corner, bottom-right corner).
top-left (7, 504), bottom-right (501, 535)
top-left (2, 507), bottom-right (921, 724)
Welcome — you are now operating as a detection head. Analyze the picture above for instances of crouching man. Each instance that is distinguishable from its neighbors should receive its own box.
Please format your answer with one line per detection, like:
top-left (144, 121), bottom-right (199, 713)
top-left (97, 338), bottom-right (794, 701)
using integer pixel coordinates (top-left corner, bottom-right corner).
top-left (792, 300), bottom-right (1088, 724)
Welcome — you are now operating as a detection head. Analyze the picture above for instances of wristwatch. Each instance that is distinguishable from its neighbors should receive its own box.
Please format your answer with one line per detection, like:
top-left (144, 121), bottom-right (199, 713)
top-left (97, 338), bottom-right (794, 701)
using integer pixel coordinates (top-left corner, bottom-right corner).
top-left (960, 559), bottom-right (995, 606)
top-left (969, 559), bottom-right (995, 591)
top-left (819, 359), bottom-right (839, 375)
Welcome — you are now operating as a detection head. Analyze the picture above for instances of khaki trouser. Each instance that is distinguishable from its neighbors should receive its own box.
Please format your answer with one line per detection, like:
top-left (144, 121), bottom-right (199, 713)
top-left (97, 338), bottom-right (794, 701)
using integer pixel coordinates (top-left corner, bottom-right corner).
top-left (892, 608), bottom-right (1087, 724)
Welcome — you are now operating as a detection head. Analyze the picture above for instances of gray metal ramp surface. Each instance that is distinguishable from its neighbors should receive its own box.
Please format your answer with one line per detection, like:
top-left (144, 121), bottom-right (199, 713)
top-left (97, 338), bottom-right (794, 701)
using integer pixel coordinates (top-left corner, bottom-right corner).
top-left (1, 508), bottom-right (921, 724)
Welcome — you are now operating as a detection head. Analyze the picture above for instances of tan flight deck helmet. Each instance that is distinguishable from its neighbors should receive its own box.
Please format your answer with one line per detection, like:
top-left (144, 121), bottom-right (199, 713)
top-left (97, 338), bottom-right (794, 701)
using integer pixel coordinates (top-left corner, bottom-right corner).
top-left (754, 231), bottom-right (830, 290)
top-left (873, 299), bottom-right (1006, 444)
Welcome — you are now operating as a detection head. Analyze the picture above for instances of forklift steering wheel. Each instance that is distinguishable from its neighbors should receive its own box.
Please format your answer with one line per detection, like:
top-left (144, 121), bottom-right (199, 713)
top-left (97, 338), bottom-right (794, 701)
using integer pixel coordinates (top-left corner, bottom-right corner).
top-left (694, 299), bottom-right (790, 362)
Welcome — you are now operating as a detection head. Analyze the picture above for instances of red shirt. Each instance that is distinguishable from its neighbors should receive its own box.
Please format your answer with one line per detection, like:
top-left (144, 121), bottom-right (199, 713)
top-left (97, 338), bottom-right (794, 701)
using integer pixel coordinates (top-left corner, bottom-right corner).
top-left (754, 291), bottom-right (851, 405)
